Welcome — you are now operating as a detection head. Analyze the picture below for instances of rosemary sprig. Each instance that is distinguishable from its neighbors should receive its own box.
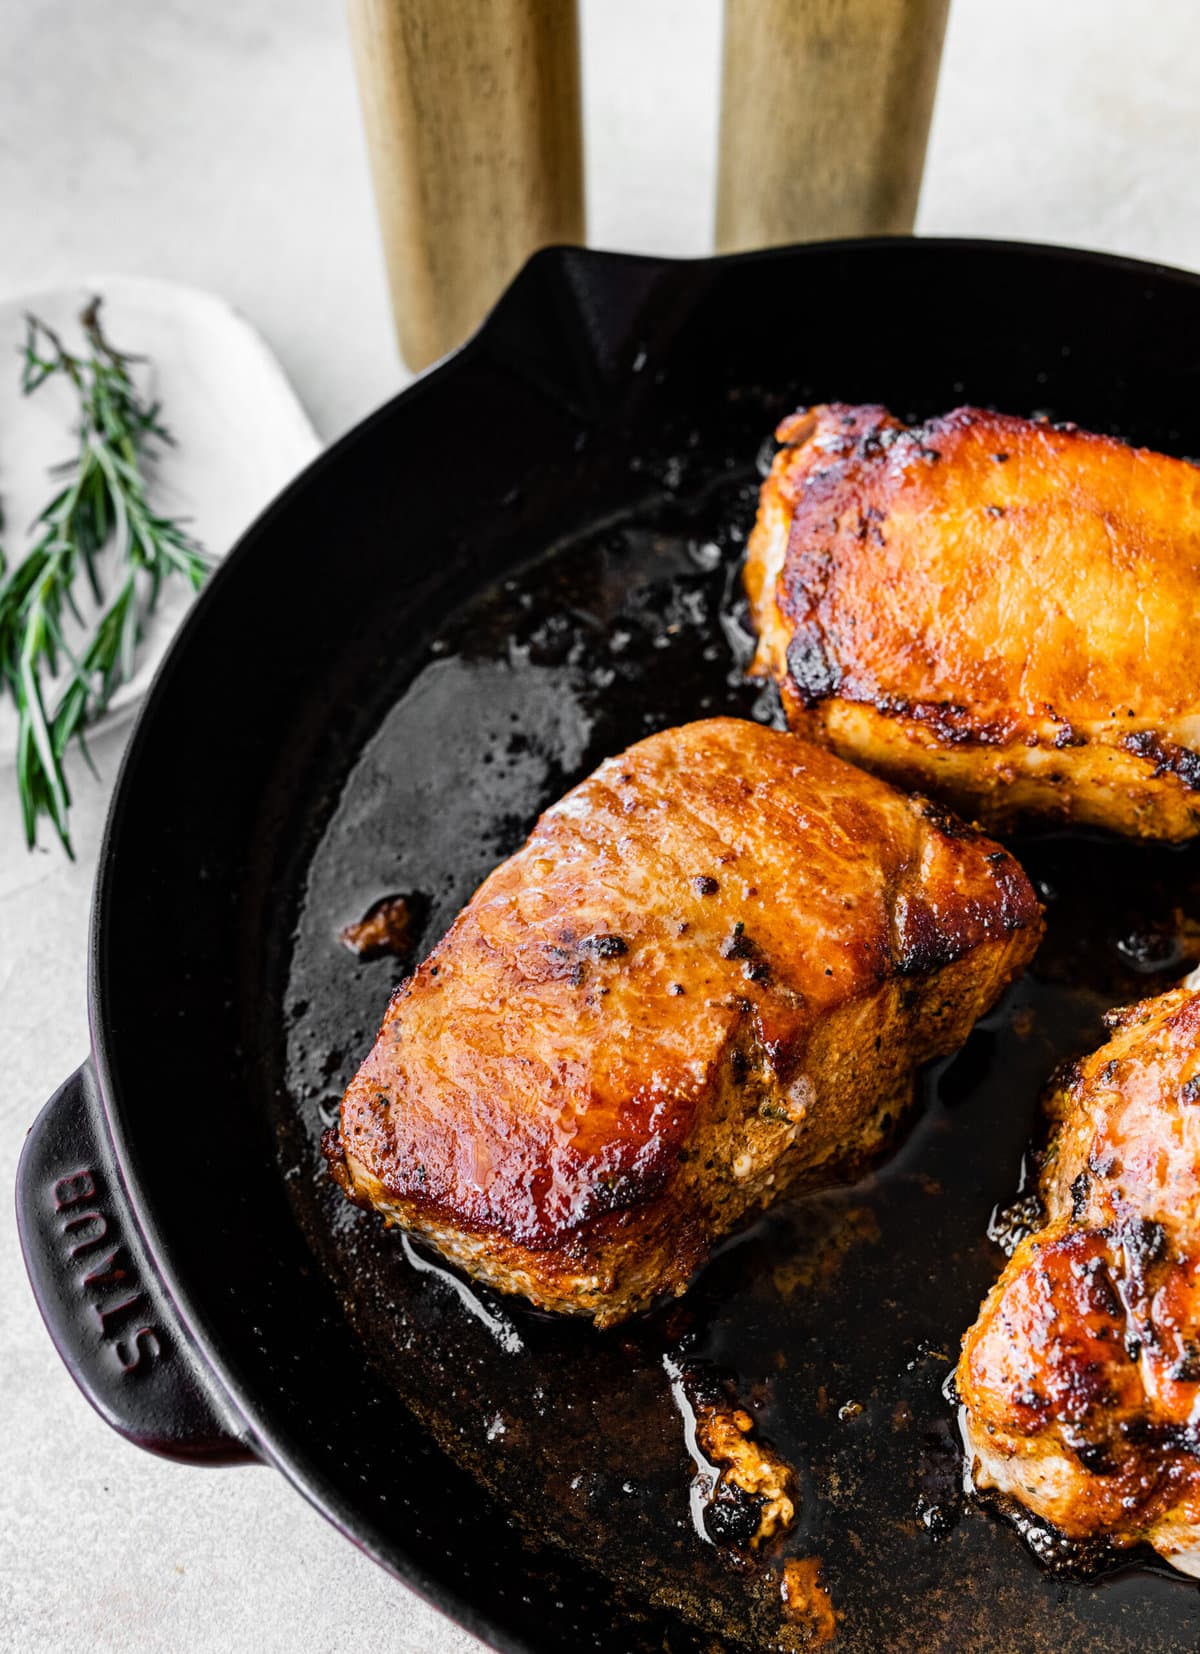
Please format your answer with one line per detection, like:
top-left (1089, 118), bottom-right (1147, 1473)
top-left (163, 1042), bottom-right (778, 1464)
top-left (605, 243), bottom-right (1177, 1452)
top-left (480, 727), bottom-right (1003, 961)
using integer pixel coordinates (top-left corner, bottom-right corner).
top-left (0, 298), bottom-right (212, 854)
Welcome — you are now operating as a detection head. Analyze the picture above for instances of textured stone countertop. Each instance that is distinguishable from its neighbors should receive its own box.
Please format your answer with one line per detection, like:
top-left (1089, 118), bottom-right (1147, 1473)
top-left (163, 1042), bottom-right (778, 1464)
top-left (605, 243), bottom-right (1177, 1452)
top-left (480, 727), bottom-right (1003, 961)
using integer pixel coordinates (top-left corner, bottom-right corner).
top-left (3, 1), bottom-right (1199, 1648)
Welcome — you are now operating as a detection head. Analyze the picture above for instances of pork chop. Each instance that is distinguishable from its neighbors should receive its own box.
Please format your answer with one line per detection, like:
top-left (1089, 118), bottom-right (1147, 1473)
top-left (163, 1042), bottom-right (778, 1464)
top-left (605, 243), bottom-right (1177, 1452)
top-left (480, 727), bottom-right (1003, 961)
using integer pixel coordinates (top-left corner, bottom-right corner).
top-left (326, 718), bottom-right (1042, 1324)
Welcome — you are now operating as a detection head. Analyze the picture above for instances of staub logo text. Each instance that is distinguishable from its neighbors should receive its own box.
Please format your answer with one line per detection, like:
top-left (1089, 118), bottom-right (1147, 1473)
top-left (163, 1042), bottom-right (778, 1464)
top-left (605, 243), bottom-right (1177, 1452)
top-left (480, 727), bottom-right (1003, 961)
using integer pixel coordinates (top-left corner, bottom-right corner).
top-left (51, 1168), bottom-right (162, 1374)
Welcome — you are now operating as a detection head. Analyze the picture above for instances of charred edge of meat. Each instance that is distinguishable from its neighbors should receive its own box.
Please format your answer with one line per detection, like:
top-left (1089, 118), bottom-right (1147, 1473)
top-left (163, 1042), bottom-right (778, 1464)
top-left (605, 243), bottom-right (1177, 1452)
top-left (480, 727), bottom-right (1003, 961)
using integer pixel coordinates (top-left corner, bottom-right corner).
top-left (320, 1125), bottom-right (372, 1211)
top-left (869, 696), bottom-right (1016, 747)
top-left (1171, 1340), bottom-right (1200, 1382)
top-left (971, 1487), bottom-right (1127, 1579)
top-left (1122, 730), bottom-right (1200, 792)
top-left (1048, 1056), bottom-right (1085, 1091)
top-left (717, 922), bottom-right (773, 985)
top-left (1120, 1215), bottom-right (1168, 1275)
top-left (894, 900), bottom-right (977, 977)
top-left (894, 859), bottom-right (1039, 977)
top-left (1070, 1171), bottom-right (1091, 1220)
top-left (581, 934), bottom-right (629, 959)
top-left (785, 627), bottom-right (839, 708)
top-left (914, 795), bottom-right (981, 843)
top-left (1053, 722), bottom-right (1087, 749)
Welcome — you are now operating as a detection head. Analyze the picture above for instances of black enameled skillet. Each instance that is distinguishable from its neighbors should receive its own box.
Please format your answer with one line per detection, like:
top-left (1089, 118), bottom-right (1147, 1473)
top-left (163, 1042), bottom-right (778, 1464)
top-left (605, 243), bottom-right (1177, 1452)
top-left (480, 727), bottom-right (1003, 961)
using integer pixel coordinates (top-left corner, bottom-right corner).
top-left (18, 240), bottom-right (1200, 1652)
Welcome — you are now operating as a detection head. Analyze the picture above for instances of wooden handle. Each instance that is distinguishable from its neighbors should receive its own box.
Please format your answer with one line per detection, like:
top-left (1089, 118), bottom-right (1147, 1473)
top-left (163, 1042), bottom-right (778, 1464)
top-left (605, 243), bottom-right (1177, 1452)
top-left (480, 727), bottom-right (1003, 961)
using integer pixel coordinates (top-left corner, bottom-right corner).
top-left (716, 0), bottom-right (951, 252)
top-left (346, 0), bottom-right (584, 371)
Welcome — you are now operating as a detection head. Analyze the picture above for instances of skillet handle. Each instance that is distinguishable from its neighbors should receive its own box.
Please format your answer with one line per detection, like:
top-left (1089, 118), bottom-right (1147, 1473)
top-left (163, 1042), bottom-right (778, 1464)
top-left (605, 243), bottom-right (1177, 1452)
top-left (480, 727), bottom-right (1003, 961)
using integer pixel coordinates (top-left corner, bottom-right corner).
top-left (15, 1061), bottom-right (258, 1465)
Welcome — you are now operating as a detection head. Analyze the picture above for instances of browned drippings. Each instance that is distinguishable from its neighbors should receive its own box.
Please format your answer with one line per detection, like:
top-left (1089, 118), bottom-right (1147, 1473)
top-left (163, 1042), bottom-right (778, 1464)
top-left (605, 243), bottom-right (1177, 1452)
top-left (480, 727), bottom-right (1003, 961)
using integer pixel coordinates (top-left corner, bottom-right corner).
top-left (339, 892), bottom-right (427, 961)
top-left (696, 1405), bottom-right (795, 1546)
top-left (771, 1205), bottom-right (880, 1300)
top-left (666, 1355), bottom-right (797, 1553)
top-left (780, 1557), bottom-right (839, 1646)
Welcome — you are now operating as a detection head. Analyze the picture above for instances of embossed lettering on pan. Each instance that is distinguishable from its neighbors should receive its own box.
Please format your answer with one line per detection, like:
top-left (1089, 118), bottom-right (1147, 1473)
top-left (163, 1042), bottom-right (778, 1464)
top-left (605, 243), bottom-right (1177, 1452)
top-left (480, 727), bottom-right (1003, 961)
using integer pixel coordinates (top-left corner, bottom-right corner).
top-left (51, 1166), bottom-right (162, 1376)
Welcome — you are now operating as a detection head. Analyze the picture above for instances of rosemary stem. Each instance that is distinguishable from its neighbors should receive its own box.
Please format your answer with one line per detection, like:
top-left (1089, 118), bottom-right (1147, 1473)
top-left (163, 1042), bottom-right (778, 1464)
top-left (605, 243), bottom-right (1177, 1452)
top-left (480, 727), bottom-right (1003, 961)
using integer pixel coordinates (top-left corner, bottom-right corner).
top-left (0, 298), bottom-right (212, 853)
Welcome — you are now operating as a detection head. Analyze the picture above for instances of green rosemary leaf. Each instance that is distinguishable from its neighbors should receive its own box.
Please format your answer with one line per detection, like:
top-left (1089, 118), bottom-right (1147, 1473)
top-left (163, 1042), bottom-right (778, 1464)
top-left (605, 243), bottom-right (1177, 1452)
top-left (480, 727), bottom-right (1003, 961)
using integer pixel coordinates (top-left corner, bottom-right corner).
top-left (0, 298), bottom-right (214, 853)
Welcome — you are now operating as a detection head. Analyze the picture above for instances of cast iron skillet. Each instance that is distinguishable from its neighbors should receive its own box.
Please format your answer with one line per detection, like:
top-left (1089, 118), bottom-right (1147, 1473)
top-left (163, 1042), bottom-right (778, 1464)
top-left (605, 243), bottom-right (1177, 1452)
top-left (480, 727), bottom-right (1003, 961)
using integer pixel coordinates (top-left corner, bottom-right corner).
top-left (18, 240), bottom-right (1200, 1652)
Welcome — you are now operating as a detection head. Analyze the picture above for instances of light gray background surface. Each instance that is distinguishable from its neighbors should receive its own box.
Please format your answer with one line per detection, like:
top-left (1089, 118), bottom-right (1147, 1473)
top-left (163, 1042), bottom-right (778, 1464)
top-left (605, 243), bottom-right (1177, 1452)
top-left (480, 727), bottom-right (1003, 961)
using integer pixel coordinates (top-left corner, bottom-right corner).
top-left (3, 2), bottom-right (1199, 1649)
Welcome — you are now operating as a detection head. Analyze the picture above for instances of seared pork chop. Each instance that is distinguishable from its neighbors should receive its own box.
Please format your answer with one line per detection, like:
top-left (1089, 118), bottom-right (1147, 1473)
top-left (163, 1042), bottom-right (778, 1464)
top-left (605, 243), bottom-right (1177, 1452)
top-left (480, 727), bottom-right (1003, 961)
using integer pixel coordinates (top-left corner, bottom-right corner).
top-left (747, 403), bottom-right (1200, 839)
top-left (326, 718), bottom-right (1041, 1324)
top-left (959, 984), bottom-right (1200, 1575)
